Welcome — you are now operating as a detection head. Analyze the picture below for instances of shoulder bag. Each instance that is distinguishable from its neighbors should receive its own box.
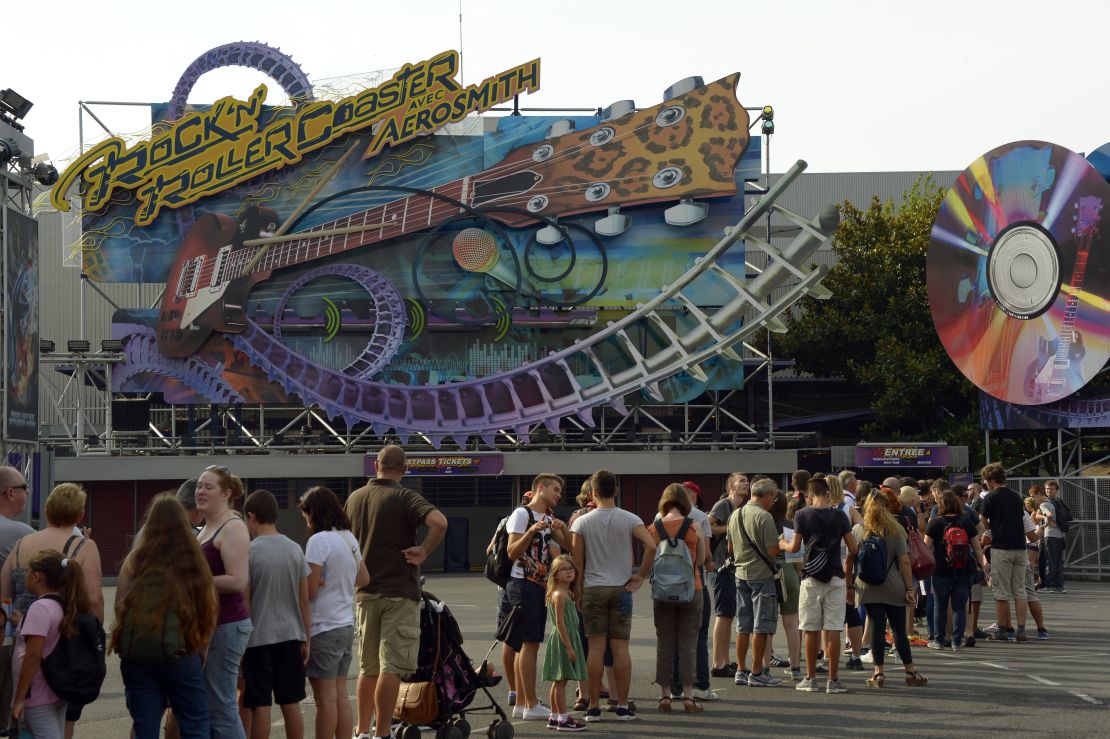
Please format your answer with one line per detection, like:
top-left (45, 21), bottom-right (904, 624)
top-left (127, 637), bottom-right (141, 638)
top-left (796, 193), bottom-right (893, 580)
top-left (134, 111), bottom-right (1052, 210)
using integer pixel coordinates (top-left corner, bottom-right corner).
top-left (736, 509), bottom-right (786, 604)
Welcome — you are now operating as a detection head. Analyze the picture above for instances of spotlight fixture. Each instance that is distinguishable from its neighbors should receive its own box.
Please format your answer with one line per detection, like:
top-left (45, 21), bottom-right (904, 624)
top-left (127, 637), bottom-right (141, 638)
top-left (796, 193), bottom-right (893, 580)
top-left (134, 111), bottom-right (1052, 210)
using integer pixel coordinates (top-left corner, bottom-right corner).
top-left (0, 89), bottom-right (33, 120)
top-left (67, 339), bottom-right (91, 353)
top-left (760, 105), bottom-right (775, 135)
top-left (31, 162), bottom-right (57, 187)
top-left (39, 339), bottom-right (55, 353)
top-left (101, 339), bottom-right (123, 352)
top-left (0, 139), bottom-right (16, 165)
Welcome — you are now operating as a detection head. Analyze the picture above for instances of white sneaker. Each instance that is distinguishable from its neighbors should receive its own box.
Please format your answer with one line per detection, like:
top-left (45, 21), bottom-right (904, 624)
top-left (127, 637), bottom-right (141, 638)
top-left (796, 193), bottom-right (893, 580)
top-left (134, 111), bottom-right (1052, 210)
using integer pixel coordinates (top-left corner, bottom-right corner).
top-left (860, 650), bottom-right (874, 664)
top-left (523, 702), bottom-right (552, 721)
top-left (512, 704), bottom-right (526, 719)
top-left (353, 734), bottom-right (372, 739)
top-left (692, 688), bottom-right (719, 701)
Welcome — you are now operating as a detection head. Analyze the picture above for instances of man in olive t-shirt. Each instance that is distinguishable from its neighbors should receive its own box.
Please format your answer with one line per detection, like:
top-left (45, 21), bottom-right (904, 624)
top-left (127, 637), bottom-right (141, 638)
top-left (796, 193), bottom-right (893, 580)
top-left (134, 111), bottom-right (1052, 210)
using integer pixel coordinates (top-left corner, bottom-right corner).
top-left (346, 446), bottom-right (449, 739)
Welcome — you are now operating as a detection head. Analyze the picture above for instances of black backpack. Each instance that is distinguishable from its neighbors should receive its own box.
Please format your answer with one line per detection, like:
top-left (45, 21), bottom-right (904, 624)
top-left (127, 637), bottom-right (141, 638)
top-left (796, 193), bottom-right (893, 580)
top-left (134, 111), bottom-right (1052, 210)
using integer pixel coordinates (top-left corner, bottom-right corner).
top-left (39, 593), bottom-right (107, 706)
top-left (485, 509), bottom-right (535, 588)
top-left (1052, 498), bottom-right (1072, 533)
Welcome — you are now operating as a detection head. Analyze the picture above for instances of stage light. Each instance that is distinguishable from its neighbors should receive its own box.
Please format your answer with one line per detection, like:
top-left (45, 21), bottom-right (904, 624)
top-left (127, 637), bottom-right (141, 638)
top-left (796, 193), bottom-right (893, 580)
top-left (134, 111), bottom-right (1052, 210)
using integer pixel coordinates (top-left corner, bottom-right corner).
top-left (0, 139), bottom-right (17, 164)
top-left (0, 89), bottom-right (33, 120)
top-left (39, 339), bottom-right (55, 353)
top-left (762, 119), bottom-right (775, 135)
top-left (101, 339), bottom-right (123, 352)
top-left (32, 162), bottom-right (57, 187)
top-left (67, 340), bottom-right (91, 353)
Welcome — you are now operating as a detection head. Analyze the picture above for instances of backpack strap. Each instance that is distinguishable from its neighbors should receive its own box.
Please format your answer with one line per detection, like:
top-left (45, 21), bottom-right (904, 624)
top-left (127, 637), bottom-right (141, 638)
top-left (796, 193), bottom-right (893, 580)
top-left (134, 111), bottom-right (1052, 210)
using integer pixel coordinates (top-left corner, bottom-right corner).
top-left (63, 535), bottom-right (87, 559)
top-left (737, 508), bottom-right (779, 573)
top-left (675, 516), bottom-right (693, 544)
top-left (654, 519), bottom-right (670, 545)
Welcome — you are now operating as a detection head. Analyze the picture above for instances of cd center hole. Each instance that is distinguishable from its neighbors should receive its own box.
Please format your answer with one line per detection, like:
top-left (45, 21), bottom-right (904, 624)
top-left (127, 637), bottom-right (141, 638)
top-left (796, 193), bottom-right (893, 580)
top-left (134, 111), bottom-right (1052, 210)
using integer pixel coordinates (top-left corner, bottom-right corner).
top-left (1009, 253), bottom-right (1038, 289)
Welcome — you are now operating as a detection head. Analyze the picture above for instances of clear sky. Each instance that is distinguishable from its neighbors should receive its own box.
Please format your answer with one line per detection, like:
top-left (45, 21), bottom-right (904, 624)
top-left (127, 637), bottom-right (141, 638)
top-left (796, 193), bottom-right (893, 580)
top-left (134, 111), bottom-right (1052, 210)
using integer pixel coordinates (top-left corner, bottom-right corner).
top-left (4, 0), bottom-right (1108, 174)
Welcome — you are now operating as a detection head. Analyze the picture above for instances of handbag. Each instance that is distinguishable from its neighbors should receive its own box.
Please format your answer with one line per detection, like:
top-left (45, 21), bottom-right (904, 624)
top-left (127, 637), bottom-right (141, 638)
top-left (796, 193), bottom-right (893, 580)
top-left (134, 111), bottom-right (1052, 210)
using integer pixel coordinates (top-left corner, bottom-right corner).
top-left (395, 607), bottom-right (441, 726)
top-left (736, 509), bottom-right (787, 604)
top-left (907, 528), bottom-right (936, 580)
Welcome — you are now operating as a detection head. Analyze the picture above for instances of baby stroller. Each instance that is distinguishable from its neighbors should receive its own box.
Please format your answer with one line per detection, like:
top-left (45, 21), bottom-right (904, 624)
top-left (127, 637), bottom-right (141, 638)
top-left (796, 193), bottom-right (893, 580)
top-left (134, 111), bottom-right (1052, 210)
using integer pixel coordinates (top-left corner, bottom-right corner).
top-left (394, 591), bottom-right (514, 739)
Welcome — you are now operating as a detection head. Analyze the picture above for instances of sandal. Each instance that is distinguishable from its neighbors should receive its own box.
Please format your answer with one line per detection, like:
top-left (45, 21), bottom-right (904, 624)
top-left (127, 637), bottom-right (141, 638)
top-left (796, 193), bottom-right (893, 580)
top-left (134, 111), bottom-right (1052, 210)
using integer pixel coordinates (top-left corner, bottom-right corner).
top-left (682, 697), bottom-right (703, 714)
top-left (657, 696), bottom-right (672, 712)
top-left (905, 671), bottom-right (928, 686)
top-left (865, 673), bottom-right (885, 688)
top-left (572, 696), bottom-right (589, 711)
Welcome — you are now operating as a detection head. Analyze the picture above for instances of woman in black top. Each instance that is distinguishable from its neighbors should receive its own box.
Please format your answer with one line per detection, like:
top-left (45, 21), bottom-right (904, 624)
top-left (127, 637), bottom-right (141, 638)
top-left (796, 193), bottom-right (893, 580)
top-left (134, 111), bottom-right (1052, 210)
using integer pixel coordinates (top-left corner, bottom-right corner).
top-left (923, 491), bottom-right (987, 650)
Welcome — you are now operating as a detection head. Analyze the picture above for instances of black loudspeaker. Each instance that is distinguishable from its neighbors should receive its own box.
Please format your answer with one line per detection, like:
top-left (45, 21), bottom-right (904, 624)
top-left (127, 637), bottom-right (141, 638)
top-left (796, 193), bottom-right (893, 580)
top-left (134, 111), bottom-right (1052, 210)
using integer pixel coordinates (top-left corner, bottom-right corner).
top-left (112, 399), bottom-right (151, 432)
top-left (443, 517), bottom-right (470, 573)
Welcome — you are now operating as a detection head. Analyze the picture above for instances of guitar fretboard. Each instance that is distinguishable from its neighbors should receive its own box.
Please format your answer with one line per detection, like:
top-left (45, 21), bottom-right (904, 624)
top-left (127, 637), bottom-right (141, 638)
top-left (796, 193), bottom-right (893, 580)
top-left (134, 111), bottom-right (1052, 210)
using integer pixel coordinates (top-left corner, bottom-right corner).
top-left (224, 180), bottom-right (469, 280)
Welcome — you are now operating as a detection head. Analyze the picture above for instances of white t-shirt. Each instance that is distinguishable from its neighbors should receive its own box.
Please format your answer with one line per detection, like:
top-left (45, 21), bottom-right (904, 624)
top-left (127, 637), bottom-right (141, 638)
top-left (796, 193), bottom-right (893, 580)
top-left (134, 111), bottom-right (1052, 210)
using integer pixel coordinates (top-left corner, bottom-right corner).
top-left (506, 506), bottom-right (556, 582)
top-left (304, 529), bottom-right (361, 636)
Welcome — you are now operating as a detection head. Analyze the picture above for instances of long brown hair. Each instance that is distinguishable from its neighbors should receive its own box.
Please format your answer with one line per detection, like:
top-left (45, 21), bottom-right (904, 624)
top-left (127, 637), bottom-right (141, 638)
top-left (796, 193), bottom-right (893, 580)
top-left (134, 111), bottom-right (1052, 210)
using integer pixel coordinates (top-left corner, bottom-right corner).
top-left (110, 494), bottom-right (217, 655)
top-left (28, 550), bottom-right (90, 639)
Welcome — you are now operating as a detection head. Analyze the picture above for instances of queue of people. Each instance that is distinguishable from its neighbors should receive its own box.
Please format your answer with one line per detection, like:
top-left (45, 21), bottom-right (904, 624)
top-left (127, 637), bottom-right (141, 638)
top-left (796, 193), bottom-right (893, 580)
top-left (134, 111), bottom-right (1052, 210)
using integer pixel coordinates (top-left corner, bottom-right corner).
top-left (489, 465), bottom-right (1073, 729)
top-left (0, 458), bottom-right (1075, 737)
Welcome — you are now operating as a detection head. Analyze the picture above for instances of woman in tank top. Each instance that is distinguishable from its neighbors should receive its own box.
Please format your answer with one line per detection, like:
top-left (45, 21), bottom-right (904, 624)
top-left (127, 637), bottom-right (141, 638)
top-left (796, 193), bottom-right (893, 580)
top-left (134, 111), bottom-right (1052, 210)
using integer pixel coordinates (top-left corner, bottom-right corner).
top-left (195, 465), bottom-right (252, 739)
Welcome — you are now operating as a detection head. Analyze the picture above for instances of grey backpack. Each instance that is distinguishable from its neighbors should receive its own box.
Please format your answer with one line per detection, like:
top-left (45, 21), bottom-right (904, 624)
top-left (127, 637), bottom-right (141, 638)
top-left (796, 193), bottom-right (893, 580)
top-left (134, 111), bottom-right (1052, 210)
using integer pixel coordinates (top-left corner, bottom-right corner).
top-left (651, 518), bottom-right (695, 603)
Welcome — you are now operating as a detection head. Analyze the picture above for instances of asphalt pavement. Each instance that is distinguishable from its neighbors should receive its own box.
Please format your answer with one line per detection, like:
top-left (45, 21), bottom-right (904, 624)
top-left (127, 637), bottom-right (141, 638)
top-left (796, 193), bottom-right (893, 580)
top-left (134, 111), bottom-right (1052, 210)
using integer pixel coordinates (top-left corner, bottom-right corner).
top-left (75, 576), bottom-right (1108, 738)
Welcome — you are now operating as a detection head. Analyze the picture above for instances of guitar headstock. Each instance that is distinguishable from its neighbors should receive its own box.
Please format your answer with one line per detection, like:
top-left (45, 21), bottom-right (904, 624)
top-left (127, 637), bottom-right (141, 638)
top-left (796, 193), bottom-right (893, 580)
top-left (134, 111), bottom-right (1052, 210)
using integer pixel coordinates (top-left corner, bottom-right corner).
top-left (476, 74), bottom-right (749, 225)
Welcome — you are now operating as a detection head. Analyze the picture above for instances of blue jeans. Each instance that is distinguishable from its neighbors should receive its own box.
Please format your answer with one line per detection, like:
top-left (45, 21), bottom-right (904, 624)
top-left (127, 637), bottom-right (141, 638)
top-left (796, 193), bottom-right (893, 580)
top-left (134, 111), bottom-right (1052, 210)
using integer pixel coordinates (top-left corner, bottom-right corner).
top-left (931, 575), bottom-right (969, 644)
top-left (671, 582), bottom-right (711, 692)
top-left (1043, 536), bottom-right (1065, 589)
top-left (121, 654), bottom-right (210, 739)
top-left (204, 619), bottom-right (252, 739)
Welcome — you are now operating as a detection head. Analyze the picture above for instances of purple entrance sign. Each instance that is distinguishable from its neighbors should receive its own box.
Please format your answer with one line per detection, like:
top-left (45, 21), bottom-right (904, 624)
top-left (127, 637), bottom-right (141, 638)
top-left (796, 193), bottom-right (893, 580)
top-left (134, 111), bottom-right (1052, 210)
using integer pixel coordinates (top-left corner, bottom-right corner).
top-left (854, 444), bottom-right (951, 468)
top-left (365, 453), bottom-right (504, 477)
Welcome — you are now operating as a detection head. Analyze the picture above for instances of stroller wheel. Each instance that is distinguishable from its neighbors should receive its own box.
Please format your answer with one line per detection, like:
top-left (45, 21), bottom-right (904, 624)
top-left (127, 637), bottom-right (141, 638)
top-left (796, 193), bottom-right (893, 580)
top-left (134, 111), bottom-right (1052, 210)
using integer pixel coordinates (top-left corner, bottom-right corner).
top-left (400, 724), bottom-right (422, 739)
top-left (451, 718), bottom-right (471, 739)
top-left (488, 720), bottom-right (514, 739)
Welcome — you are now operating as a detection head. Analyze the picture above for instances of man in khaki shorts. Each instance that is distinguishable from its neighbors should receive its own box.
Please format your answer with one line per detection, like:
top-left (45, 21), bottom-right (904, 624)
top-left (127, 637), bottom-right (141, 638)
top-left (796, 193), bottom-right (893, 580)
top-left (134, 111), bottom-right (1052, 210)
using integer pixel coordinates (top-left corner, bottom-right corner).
top-left (347, 446), bottom-right (449, 739)
top-left (979, 463), bottom-right (1028, 643)
top-left (570, 470), bottom-right (657, 722)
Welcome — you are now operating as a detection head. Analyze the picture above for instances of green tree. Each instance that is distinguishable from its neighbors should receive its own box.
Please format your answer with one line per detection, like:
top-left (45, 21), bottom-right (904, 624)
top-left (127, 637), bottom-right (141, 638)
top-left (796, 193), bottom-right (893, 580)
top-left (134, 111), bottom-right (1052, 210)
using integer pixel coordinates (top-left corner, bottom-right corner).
top-left (776, 176), bottom-right (979, 442)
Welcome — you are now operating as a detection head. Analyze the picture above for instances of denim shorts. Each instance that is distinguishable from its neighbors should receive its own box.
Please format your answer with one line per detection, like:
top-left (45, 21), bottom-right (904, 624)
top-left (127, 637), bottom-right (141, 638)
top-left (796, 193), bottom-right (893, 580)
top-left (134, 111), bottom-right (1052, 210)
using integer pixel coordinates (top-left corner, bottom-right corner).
top-left (735, 577), bottom-right (779, 635)
top-left (709, 569), bottom-right (737, 618)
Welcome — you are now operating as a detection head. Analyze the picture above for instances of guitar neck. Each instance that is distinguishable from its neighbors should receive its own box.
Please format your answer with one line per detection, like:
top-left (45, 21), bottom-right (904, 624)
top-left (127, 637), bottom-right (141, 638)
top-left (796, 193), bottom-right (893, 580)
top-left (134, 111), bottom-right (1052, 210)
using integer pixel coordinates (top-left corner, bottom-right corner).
top-left (229, 180), bottom-right (469, 279)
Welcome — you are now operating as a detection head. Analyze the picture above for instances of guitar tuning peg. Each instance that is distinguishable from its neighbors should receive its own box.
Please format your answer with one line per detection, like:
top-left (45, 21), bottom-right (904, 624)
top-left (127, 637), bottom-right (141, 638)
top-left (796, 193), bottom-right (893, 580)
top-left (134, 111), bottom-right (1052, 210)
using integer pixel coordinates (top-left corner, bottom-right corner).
top-left (664, 199), bottom-right (709, 227)
top-left (600, 100), bottom-right (636, 122)
top-left (663, 76), bottom-right (704, 101)
top-left (595, 206), bottom-right (630, 237)
top-left (536, 219), bottom-right (564, 245)
top-left (545, 119), bottom-right (576, 138)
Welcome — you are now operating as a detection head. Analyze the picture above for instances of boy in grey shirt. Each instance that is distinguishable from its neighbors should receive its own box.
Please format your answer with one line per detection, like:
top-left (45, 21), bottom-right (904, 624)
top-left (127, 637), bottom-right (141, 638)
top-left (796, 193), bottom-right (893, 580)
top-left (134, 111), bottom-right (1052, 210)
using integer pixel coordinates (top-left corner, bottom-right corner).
top-left (243, 490), bottom-right (311, 739)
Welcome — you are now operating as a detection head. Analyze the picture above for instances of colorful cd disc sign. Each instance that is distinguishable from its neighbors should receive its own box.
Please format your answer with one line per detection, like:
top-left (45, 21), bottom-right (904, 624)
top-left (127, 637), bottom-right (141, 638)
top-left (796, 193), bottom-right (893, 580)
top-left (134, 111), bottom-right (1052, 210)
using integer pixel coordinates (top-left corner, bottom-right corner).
top-left (928, 140), bottom-right (1110, 406)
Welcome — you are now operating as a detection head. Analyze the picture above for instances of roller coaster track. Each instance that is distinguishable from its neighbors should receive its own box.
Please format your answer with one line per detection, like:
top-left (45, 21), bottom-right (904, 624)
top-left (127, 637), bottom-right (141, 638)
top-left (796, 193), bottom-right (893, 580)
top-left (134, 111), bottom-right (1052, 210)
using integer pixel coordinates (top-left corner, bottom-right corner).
top-left (226, 160), bottom-right (838, 446)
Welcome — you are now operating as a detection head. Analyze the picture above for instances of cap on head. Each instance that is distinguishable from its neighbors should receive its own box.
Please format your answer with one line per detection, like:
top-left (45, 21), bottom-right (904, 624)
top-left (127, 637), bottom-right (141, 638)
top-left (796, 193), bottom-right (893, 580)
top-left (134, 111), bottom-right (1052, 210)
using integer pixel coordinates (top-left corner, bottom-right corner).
top-left (882, 476), bottom-right (900, 490)
top-left (681, 480), bottom-right (702, 500)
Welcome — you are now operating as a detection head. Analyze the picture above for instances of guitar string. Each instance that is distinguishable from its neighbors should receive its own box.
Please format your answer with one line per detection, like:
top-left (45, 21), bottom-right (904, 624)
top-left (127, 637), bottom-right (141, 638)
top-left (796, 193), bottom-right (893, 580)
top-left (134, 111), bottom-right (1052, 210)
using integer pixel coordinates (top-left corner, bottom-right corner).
top-left (186, 94), bottom-right (743, 285)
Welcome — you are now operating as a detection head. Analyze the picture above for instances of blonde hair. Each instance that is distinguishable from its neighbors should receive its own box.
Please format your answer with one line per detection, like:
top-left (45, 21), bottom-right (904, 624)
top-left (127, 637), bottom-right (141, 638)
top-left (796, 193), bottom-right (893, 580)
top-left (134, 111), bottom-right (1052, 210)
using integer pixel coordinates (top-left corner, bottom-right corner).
top-left (45, 483), bottom-right (87, 527)
top-left (546, 554), bottom-right (580, 605)
top-left (1024, 496), bottom-right (1037, 514)
top-left (864, 493), bottom-right (905, 542)
top-left (826, 475), bottom-right (845, 505)
top-left (898, 486), bottom-right (918, 508)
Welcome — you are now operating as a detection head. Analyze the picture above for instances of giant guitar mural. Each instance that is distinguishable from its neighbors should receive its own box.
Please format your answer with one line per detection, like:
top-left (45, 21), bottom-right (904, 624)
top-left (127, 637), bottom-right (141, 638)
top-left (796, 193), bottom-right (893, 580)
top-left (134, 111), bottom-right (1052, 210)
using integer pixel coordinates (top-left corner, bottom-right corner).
top-left (57, 44), bottom-right (838, 445)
